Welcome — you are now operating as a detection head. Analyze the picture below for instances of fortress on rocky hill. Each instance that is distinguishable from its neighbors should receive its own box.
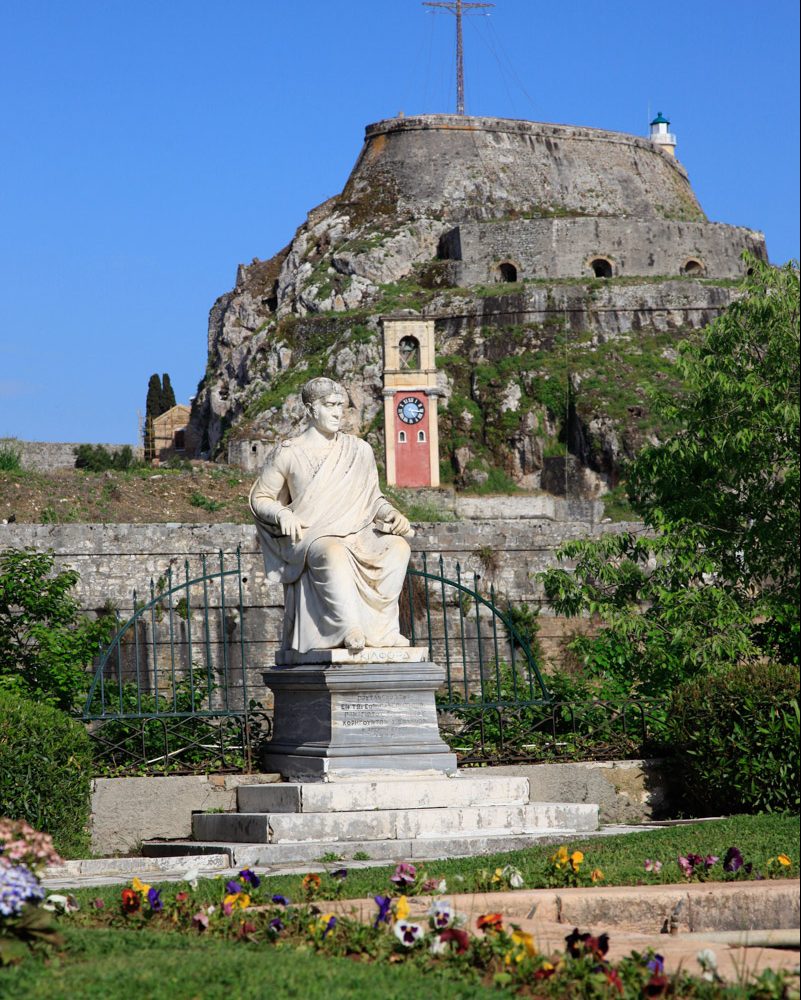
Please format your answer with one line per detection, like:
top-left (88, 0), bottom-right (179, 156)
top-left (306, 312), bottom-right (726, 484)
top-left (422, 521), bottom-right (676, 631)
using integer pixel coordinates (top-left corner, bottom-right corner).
top-left (187, 113), bottom-right (767, 498)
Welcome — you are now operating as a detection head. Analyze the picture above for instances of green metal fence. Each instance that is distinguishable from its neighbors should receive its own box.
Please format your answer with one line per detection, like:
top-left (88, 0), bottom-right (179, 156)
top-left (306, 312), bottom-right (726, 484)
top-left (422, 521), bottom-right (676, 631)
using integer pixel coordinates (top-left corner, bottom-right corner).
top-left (83, 549), bottom-right (663, 774)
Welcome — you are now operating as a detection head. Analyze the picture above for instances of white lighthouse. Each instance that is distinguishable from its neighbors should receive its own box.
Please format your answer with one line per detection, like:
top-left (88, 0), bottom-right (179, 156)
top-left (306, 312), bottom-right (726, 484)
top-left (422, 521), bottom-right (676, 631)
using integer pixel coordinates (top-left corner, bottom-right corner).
top-left (649, 111), bottom-right (677, 157)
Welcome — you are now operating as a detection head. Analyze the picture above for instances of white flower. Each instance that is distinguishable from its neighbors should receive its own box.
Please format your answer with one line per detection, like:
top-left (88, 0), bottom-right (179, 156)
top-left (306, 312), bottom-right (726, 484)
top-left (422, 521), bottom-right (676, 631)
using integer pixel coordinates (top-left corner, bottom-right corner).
top-left (428, 900), bottom-right (454, 930)
top-left (394, 921), bottom-right (425, 947)
top-left (42, 893), bottom-right (79, 913)
top-left (697, 948), bottom-right (720, 981)
top-left (183, 867), bottom-right (201, 889)
top-left (429, 935), bottom-right (448, 955)
top-left (435, 879), bottom-right (447, 893)
top-left (503, 865), bottom-right (524, 889)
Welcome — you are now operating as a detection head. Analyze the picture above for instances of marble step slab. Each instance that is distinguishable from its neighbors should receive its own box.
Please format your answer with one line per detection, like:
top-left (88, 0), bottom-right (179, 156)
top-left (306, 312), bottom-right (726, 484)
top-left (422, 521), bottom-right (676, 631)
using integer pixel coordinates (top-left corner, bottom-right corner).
top-left (236, 775), bottom-right (531, 814)
top-left (192, 802), bottom-right (598, 844)
top-left (143, 829), bottom-right (588, 867)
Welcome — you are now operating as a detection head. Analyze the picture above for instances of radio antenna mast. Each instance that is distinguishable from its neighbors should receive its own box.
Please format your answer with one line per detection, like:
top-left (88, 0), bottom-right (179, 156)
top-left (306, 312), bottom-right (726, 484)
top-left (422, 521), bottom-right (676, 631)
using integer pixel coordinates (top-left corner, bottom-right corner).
top-left (423, 0), bottom-right (495, 115)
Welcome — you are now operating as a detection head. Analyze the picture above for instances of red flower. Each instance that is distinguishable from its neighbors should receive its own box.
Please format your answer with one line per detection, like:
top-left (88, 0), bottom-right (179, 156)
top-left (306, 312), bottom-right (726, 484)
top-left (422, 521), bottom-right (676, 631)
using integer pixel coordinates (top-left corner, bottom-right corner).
top-left (645, 973), bottom-right (669, 997)
top-left (605, 968), bottom-right (624, 994)
top-left (438, 928), bottom-right (470, 953)
top-left (121, 888), bottom-right (140, 913)
top-left (175, 891), bottom-right (189, 902)
top-left (477, 912), bottom-right (504, 933)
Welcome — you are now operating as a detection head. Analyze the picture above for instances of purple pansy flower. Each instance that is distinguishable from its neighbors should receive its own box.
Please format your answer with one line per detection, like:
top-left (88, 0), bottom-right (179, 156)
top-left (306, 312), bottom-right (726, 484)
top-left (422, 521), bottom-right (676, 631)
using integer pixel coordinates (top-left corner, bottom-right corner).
top-left (239, 868), bottom-right (261, 888)
top-left (331, 868), bottom-right (348, 881)
top-left (225, 880), bottom-right (242, 894)
top-left (374, 894), bottom-right (392, 928)
top-left (647, 954), bottom-right (665, 974)
top-left (271, 894), bottom-right (290, 906)
top-left (322, 915), bottom-right (337, 938)
top-left (147, 887), bottom-right (163, 912)
top-left (269, 916), bottom-right (285, 932)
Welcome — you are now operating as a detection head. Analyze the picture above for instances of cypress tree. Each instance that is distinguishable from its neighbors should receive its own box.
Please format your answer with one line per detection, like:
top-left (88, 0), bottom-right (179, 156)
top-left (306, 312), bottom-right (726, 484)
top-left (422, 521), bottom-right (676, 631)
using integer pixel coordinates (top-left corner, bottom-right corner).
top-left (161, 373), bottom-right (176, 412)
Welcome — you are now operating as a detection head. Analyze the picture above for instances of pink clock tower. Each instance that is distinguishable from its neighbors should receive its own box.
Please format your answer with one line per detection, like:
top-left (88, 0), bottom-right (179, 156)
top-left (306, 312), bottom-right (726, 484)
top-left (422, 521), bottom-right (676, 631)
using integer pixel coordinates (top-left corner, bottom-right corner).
top-left (382, 316), bottom-right (440, 488)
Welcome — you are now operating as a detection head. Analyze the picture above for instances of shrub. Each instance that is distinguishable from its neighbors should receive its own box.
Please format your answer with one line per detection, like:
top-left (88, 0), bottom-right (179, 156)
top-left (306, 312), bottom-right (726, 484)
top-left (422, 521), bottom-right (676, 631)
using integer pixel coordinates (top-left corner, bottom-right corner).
top-left (0, 442), bottom-right (22, 472)
top-left (669, 661), bottom-right (800, 816)
top-left (74, 443), bottom-right (138, 472)
top-left (0, 548), bottom-right (113, 711)
top-left (0, 692), bottom-right (92, 857)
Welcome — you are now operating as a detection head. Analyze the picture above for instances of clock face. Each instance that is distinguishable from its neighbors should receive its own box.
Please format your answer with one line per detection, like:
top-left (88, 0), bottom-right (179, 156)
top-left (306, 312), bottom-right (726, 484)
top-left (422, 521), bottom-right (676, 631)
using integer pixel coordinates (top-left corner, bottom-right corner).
top-left (397, 396), bottom-right (425, 425)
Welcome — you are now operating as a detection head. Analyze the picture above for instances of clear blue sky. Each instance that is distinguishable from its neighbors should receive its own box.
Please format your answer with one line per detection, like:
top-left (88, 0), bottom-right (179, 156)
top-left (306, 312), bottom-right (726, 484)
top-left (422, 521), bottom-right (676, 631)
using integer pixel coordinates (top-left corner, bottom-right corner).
top-left (1, 0), bottom-right (798, 444)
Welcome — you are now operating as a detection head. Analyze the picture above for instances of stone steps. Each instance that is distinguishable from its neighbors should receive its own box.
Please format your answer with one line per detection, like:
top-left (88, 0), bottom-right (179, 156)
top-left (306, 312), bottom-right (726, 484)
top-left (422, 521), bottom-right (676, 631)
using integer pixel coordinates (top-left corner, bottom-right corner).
top-left (236, 774), bottom-right (530, 813)
top-left (192, 801), bottom-right (597, 844)
top-left (142, 829), bottom-right (591, 868)
top-left (140, 772), bottom-right (600, 866)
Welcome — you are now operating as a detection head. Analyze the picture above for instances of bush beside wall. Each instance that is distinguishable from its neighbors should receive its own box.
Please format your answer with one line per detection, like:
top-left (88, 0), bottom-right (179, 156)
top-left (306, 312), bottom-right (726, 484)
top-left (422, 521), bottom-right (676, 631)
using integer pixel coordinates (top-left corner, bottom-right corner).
top-left (0, 692), bottom-right (93, 857)
top-left (669, 662), bottom-right (800, 816)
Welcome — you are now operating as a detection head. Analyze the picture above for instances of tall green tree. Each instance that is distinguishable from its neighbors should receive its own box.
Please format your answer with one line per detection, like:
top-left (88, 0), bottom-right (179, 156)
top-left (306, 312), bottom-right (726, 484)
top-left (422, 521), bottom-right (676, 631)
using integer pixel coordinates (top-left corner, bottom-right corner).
top-left (160, 372), bottom-right (176, 412)
top-left (542, 258), bottom-right (800, 695)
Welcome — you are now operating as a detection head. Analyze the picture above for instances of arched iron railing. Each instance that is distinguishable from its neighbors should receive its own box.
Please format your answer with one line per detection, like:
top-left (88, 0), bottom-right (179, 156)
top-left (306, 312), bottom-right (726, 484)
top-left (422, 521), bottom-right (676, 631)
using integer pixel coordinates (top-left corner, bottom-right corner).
top-left (82, 549), bottom-right (662, 773)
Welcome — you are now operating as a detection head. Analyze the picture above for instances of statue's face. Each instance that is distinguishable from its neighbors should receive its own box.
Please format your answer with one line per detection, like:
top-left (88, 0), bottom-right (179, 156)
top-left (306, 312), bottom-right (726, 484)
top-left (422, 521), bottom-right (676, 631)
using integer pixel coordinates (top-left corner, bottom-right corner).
top-left (309, 393), bottom-right (344, 434)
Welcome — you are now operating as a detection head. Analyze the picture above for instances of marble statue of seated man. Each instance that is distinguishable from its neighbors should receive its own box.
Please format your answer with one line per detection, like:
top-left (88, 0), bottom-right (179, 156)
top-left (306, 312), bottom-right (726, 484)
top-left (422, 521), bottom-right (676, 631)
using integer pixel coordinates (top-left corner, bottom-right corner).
top-left (249, 376), bottom-right (413, 654)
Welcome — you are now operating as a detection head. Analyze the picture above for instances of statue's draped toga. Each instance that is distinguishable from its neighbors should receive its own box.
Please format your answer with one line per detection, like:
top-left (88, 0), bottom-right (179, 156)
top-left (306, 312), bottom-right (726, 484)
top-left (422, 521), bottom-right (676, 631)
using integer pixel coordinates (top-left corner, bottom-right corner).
top-left (250, 432), bottom-right (411, 652)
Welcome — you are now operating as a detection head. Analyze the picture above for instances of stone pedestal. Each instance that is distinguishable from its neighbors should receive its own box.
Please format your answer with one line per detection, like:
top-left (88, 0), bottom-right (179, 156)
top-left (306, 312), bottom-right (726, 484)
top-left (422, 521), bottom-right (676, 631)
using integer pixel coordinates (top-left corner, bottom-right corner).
top-left (261, 647), bottom-right (457, 781)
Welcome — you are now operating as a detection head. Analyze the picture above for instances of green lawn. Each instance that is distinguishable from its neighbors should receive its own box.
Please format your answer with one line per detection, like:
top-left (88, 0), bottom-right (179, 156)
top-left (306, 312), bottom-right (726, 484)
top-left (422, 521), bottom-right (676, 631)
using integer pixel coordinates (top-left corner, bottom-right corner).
top-left (0, 927), bottom-right (499, 1000)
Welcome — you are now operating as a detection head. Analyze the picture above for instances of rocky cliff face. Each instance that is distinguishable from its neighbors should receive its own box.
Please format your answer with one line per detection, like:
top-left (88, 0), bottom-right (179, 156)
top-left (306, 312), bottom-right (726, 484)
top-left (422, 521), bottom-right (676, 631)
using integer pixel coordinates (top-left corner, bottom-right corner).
top-left (188, 115), bottom-right (760, 495)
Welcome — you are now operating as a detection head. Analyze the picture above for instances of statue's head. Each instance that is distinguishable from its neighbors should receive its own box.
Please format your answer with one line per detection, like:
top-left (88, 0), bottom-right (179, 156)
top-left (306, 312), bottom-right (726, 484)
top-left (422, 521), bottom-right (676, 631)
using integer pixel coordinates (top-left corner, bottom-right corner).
top-left (301, 377), bottom-right (348, 433)
top-left (301, 377), bottom-right (348, 409)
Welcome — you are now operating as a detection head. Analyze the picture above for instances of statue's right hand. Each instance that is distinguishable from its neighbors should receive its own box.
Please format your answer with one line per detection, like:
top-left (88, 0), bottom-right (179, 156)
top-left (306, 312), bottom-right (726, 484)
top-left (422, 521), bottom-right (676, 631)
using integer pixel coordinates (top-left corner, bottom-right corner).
top-left (276, 509), bottom-right (303, 541)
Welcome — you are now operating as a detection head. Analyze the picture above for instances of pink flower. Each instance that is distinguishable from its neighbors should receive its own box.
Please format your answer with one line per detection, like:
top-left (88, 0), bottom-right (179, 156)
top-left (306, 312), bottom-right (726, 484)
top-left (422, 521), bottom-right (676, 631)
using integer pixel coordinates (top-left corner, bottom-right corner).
top-left (644, 859), bottom-right (663, 873)
top-left (192, 910), bottom-right (209, 931)
top-left (391, 862), bottom-right (417, 889)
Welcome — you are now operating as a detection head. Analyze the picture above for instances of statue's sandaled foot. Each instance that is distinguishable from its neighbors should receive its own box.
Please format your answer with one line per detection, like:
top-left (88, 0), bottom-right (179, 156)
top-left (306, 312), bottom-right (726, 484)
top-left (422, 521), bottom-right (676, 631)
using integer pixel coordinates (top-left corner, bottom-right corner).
top-left (343, 627), bottom-right (366, 652)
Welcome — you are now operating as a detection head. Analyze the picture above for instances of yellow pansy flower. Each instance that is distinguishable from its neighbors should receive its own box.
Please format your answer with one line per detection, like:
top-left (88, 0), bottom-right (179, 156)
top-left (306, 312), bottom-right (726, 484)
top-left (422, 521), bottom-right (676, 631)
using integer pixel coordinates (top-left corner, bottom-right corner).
top-left (131, 877), bottom-right (151, 896)
top-left (394, 895), bottom-right (410, 921)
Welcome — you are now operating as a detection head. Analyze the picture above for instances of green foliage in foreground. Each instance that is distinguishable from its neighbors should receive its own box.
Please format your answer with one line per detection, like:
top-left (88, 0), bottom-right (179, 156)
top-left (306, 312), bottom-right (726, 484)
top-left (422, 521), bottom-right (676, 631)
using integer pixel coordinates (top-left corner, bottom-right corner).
top-left (0, 692), bottom-right (92, 857)
top-left (0, 548), bottom-right (112, 710)
top-left (670, 662), bottom-right (800, 816)
top-left (543, 258), bottom-right (800, 693)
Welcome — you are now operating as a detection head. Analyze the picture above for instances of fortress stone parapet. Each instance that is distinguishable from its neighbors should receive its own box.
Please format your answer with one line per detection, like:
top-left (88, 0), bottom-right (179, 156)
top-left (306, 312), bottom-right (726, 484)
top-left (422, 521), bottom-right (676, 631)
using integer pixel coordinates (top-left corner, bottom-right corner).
top-left (345, 115), bottom-right (705, 224)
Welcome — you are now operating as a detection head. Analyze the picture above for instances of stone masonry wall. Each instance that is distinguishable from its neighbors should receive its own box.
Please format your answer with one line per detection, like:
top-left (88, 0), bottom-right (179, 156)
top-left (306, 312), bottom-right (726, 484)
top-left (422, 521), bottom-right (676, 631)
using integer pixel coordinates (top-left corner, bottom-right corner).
top-left (0, 517), bottom-right (639, 674)
top-left (0, 439), bottom-right (143, 472)
top-left (442, 219), bottom-right (766, 284)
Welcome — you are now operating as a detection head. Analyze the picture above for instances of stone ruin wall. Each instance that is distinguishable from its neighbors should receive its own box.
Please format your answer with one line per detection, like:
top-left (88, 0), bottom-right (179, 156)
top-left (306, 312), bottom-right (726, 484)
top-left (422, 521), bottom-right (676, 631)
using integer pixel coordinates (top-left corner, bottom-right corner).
top-left (441, 219), bottom-right (767, 285)
top-left (0, 439), bottom-right (144, 473)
